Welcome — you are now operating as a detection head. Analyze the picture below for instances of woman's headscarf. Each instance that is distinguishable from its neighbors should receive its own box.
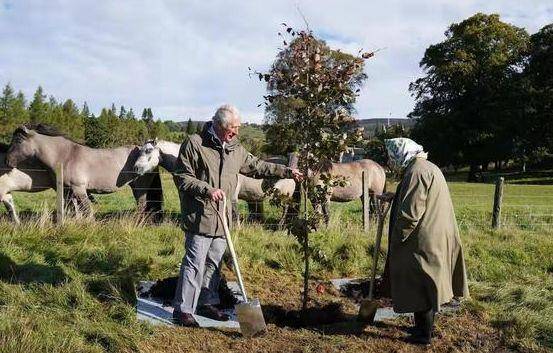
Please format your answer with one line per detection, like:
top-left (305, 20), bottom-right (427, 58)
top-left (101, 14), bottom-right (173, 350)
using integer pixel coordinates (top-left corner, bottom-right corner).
top-left (384, 138), bottom-right (428, 171)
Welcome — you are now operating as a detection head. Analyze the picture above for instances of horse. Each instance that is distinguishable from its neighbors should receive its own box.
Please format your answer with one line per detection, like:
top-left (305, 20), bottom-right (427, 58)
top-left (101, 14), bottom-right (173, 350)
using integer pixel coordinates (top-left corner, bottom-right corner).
top-left (133, 139), bottom-right (296, 225)
top-left (233, 174), bottom-right (295, 226)
top-left (310, 159), bottom-right (386, 224)
top-left (6, 124), bottom-right (163, 220)
top-left (133, 138), bottom-right (181, 190)
top-left (0, 142), bottom-right (100, 223)
top-left (0, 143), bottom-right (56, 224)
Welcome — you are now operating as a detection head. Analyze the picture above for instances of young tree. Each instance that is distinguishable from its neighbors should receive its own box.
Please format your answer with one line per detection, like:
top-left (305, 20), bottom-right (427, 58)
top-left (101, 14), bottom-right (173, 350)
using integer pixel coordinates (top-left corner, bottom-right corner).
top-left (254, 25), bottom-right (372, 312)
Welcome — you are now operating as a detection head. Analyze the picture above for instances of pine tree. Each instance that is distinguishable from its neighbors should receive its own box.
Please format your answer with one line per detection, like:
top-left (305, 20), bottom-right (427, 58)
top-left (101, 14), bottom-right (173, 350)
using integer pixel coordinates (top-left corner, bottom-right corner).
top-left (0, 83), bottom-right (27, 142)
top-left (81, 102), bottom-right (91, 119)
top-left (62, 99), bottom-right (84, 140)
top-left (126, 107), bottom-right (136, 120)
top-left (195, 122), bottom-right (203, 134)
top-left (29, 86), bottom-right (48, 123)
top-left (186, 118), bottom-right (195, 134)
top-left (119, 105), bottom-right (127, 120)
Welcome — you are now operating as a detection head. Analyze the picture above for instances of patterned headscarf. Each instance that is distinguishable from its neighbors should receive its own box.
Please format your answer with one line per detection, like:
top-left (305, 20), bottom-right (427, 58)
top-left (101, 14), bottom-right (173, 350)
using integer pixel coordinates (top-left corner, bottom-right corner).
top-left (385, 138), bottom-right (427, 171)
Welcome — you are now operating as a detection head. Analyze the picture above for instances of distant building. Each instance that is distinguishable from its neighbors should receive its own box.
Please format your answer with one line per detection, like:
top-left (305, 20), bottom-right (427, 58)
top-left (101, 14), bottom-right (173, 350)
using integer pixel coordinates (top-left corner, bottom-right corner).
top-left (356, 117), bottom-right (416, 138)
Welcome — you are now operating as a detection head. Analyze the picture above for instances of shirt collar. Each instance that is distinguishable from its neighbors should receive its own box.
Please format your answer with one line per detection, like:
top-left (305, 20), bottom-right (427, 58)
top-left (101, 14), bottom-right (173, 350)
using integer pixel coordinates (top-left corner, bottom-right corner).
top-left (209, 124), bottom-right (226, 149)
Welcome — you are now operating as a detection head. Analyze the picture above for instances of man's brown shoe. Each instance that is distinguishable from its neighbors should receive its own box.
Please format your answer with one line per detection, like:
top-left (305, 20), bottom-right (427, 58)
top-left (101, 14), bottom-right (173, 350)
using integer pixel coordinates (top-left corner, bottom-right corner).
top-left (173, 311), bottom-right (199, 327)
top-left (197, 304), bottom-right (230, 321)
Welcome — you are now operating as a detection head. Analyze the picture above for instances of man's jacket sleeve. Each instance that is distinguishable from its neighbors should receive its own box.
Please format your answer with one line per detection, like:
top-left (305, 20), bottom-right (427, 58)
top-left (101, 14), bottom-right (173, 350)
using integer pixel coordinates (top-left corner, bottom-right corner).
top-left (173, 138), bottom-right (214, 197)
top-left (392, 168), bottom-right (431, 242)
top-left (239, 146), bottom-right (289, 179)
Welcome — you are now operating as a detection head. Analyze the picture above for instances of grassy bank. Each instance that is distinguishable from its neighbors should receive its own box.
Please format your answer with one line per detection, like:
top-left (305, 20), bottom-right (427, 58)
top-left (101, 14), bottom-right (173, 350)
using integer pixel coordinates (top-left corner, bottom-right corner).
top-left (0, 176), bottom-right (552, 352)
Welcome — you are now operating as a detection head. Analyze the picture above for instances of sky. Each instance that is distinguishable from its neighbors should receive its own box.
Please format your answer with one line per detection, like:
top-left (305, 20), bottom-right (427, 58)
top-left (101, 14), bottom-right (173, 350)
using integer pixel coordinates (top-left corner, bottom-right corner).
top-left (0, 1), bottom-right (551, 123)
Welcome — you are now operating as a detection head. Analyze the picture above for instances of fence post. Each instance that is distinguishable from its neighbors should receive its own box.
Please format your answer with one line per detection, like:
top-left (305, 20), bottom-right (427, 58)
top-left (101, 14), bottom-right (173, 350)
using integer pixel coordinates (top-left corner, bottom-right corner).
top-left (492, 177), bottom-right (504, 229)
top-left (55, 163), bottom-right (64, 224)
top-left (362, 170), bottom-right (370, 232)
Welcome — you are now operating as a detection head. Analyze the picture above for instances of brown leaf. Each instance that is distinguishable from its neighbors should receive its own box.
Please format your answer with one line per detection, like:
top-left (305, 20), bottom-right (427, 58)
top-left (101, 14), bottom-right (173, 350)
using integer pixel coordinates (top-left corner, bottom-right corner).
top-left (362, 51), bottom-right (375, 59)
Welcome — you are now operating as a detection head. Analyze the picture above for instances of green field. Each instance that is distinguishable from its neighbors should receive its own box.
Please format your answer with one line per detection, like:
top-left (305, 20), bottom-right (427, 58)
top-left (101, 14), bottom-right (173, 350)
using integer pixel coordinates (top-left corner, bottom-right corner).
top-left (0, 172), bottom-right (552, 352)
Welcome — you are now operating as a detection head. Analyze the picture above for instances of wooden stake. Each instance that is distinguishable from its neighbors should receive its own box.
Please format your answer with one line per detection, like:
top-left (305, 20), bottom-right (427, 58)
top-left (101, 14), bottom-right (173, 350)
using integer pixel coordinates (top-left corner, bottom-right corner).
top-left (492, 177), bottom-right (504, 229)
top-left (362, 170), bottom-right (370, 232)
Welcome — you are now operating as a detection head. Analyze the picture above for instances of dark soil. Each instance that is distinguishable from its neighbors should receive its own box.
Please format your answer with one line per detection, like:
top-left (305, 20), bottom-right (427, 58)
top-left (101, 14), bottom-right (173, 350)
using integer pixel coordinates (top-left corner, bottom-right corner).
top-left (138, 275), bottom-right (238, 308)
top-left (262, 302), bottom-right (350, 328)
top-left (338, 277), bottom-right (391, 304)
top-left (140, 269), bottom-right (509, 353)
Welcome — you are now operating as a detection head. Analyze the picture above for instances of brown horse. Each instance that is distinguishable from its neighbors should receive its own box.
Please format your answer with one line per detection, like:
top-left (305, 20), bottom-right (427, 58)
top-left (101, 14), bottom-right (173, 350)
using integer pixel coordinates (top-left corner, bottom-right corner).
top-left (311, 159), bottom-right (386, 224)
top-left (6, 124), bottom-right (163, 219)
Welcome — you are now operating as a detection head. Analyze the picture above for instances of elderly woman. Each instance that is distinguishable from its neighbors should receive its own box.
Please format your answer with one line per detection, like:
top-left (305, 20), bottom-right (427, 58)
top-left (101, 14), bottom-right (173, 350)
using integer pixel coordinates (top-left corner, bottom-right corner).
top-left (384, 138), bottom-right (469, 345)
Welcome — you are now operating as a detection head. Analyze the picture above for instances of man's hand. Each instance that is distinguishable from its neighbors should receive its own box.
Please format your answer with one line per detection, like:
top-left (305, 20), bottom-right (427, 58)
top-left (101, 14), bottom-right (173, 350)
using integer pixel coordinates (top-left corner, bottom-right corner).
top-left (208, 188), bottom-right (225, 201)
top-left (290, 168), bottom-right (304, 182)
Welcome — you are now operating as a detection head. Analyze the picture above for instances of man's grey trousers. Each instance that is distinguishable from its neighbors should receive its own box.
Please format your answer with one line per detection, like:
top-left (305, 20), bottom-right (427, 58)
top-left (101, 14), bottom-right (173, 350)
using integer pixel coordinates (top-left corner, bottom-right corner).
top-left (173, 232), bottom-right (227, 314)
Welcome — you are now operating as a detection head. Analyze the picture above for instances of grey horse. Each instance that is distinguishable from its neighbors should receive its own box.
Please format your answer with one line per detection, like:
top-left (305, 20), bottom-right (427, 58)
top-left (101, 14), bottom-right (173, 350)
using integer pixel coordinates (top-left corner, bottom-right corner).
top-left (0, 142), bottom-right (100, 223)
top-left (311, 159), bottom-right (387, 224)
top-left (6, 124), bottom-right (163, 220)
top-left (0, 142), bottom-right (55, 223)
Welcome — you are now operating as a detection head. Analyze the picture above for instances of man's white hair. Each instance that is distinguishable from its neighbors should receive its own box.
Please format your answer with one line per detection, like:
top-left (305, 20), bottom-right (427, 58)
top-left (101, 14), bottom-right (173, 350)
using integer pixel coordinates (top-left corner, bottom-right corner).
top-left (213, 104), bottom-right (240, 129)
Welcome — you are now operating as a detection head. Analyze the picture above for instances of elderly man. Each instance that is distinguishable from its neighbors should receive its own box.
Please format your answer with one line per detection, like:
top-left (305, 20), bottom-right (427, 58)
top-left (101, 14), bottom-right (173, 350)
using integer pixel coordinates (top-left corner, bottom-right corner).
top-left (384, 138), bottom-right (469, 345)
top-left (172, 104), bottom-right (302, 327)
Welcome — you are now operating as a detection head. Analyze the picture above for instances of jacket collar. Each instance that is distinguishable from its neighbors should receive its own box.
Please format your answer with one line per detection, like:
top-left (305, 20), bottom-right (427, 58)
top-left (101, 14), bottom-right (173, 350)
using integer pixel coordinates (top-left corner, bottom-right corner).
top-left (201, 121), bottom-right (239, 152)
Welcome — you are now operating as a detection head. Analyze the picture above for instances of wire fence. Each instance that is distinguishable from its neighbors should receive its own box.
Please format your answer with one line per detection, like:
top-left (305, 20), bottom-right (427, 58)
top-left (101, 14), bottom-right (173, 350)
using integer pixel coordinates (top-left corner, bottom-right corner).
top-left (1, 167), bottom-right (553, 231)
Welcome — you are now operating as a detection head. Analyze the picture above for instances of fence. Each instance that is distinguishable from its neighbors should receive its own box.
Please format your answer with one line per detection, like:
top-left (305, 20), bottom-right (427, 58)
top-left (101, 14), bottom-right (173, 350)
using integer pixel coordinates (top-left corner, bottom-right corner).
top-left (2, 166), bottom-right (553, 231)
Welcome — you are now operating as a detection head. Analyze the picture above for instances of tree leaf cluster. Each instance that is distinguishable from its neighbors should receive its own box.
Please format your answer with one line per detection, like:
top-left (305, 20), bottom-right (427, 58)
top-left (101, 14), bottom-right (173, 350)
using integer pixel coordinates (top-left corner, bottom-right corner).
top-left (409, 13), bottom-right (553, 177)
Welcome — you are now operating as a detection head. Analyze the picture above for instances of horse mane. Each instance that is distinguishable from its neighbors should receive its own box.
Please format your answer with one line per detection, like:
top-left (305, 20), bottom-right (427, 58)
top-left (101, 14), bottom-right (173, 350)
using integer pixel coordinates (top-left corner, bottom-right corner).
top-left (13, 123), bottom-right (83, 144)
top-left (0, 142), bottom-right (10, 153)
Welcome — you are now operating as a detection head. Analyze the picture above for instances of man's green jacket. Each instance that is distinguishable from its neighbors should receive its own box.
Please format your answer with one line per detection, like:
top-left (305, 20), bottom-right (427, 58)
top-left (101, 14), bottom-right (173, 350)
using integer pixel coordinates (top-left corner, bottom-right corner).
top-left (174, 122), bottom-right (290, 236)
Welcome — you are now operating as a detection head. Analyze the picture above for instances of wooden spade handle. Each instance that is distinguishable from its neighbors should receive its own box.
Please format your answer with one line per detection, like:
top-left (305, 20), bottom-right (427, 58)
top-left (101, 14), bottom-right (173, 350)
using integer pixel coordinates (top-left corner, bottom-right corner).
top-left (368, 198), bottom-right (393, 300)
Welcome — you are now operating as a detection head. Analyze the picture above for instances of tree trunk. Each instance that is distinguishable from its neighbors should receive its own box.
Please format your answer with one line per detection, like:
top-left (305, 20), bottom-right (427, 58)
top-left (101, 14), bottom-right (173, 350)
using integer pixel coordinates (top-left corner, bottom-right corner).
top-left (467, 164), bottom-right (480, 182)
top-left (482, 163), bottom-right (489, 172)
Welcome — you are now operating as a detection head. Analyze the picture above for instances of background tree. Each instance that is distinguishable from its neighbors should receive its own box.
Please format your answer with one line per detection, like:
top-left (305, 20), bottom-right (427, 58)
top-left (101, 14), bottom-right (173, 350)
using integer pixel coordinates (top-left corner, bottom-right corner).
top-left (409, 13), bottom-right (530, 180)
top-left (0, 84), bottom-right (28, 143)
top-left (523, 23), bottom-right (553, 167)
top-left (363, 124), bottom-right (409, 167)
top-left (255, 25), bottom-right (372, 312)
top-left (239, 124), bottom-right (267, 157)
top-left (141, 107), bottom-right (154, 136)
top-left (185, 118), bottom-right (196, 135)
top-left (195, 122), bottom-right (203, 134)
top-left (28, 86), bottom-right (48, 123)
top-left (61, 99), bottom-right (85, 141)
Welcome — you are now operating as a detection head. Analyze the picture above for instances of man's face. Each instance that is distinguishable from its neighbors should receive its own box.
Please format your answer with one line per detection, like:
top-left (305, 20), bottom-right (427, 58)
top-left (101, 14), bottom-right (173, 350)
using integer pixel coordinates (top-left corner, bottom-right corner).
top-left (217, 118), bottom-right (241, 143)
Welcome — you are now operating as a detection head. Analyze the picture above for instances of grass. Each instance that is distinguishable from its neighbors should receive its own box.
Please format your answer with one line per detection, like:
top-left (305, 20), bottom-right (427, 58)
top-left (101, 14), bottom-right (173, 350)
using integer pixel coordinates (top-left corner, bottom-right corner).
top-left (0, 170), bottom-right (552, 352)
